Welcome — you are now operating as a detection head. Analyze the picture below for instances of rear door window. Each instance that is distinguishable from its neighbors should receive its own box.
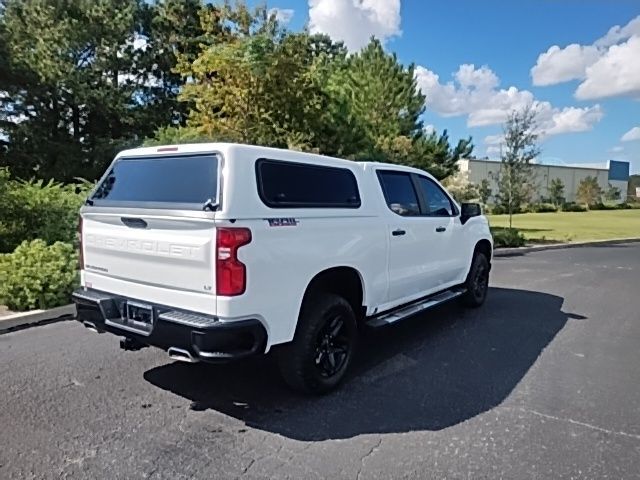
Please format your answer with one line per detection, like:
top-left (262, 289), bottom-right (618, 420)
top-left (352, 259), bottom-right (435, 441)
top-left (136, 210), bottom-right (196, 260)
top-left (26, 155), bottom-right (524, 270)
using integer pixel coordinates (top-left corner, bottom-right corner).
top-left (256, 159), bottom-right (361, 208)
top-left (377, 171), bottom-right (421, 216)
top-left (91, 154), bottom-right (219, 209)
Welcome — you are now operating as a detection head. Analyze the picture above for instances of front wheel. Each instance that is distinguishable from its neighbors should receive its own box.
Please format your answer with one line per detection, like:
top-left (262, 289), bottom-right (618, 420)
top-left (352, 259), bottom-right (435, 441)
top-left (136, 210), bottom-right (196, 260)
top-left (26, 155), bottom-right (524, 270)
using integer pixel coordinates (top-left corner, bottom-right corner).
top-left (277, 293), bottom-right (357, 395)
top-left (461, 253), bottom-right (490, 307)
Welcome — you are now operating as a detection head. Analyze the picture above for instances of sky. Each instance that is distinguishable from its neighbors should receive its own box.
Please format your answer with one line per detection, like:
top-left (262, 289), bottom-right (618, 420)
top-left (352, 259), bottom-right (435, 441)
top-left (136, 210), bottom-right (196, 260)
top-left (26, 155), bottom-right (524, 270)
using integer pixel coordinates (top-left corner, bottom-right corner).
top-left (263, 0), bottom-right (640, 174)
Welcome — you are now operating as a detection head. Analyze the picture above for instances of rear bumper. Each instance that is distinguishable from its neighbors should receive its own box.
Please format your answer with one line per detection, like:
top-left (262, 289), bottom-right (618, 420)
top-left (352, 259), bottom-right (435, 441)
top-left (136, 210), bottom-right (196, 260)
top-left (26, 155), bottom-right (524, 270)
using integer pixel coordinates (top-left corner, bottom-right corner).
top-left (72, 288), bottom-right (267, 362)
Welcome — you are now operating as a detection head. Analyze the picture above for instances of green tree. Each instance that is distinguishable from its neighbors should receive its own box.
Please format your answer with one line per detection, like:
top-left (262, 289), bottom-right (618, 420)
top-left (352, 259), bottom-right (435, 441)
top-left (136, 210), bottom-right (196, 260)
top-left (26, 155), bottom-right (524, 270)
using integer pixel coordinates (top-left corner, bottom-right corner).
top-left (492, 106), bottom-right (541, 228)
top-left (478, 178), bottom-right (492, 205)
top-left (604, 183), bottom-right (621, 201)
top-left (172, 4), bottom-right (351, 150)
top-left (345, 39), bottom-right (424, 157)
top-left (0, 0), bottom-right (194, 181)
top-left (408, 130), bottom-right (473, 180)
top-left (164, 4), bottom-right (369, 157)
top-left (576, 176), bottom-right (603, 207)
top-left (139, 0), bottom-right (217, 128)
top-left (443, 171), bottom-right (479, 203)
top-left (338, 39), bottom-right (470, 178)
top-left (548, 178), bottom-right (565, 207)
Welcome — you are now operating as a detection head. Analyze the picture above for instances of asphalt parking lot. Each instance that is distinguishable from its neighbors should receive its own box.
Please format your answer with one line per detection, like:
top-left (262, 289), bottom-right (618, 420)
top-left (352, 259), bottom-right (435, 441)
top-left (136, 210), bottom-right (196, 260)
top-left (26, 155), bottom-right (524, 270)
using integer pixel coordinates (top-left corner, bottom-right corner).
top-left (1, 244), bottom-right (639, 479)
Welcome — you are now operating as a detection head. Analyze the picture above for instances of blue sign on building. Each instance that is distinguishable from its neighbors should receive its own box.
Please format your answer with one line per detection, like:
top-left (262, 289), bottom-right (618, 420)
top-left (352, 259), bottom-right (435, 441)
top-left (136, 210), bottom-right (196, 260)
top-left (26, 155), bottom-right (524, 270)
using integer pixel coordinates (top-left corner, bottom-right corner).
top-left (608, 160), bottom-right (630, 181)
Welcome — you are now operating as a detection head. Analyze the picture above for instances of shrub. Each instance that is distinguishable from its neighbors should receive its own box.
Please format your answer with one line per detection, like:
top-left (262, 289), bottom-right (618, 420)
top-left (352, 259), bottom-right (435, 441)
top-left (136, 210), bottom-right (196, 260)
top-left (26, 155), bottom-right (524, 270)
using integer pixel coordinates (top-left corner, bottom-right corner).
top-left (491, 228), bottom-right (526, 248)
top-left (489, 204), bottom-right (507, 215)
top-left (490, 204), bottom-right (530, 214)
top-left (562, 202), bottom-right (587, 212)
top-left (0, 168), bottom-right (92, 253)
top-left (531, 202), bottom-right (558, 213)
top-left (616, 202), bottom-right (640, 209)
top-left (0, 240), bottom-right (79, 311)
top-left (589, 202), bottom-right (617, 211)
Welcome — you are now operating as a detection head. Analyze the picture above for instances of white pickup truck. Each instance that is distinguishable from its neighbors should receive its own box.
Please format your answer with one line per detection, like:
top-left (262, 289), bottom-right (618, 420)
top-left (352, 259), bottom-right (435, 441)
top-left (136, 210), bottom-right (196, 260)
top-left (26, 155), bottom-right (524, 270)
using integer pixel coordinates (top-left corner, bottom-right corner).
top-left (73, 143), bottom-right (493, 394)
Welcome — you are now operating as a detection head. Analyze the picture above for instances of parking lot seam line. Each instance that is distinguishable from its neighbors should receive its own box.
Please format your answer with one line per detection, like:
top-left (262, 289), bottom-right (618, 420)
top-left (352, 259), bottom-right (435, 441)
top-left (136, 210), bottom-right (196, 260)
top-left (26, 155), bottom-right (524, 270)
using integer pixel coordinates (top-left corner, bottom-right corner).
top-left (523, 408), bottom-right (640, 441)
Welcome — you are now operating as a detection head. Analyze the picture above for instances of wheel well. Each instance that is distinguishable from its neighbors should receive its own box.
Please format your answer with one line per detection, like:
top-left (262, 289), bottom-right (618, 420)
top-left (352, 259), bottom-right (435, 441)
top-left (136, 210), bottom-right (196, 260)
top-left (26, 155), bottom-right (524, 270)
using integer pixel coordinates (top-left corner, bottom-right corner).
top-left (474, 239), bottom-right (492, 262)
top-left (303, 267), bottom-right (365, 319)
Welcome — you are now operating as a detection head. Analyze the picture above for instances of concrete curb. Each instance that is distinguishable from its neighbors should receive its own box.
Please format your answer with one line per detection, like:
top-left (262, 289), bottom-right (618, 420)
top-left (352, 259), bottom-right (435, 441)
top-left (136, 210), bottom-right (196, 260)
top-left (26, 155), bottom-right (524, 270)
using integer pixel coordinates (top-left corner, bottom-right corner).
top-left (0, 304), bottom-right (76, 333)
top-left (494, 237), bottom-right (640, 257)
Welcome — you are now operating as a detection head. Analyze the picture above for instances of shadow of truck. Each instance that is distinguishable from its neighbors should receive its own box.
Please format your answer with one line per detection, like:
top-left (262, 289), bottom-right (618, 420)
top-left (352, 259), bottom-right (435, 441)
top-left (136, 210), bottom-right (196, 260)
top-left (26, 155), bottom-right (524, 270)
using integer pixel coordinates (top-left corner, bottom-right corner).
top-left (144, 287), bottom-right (576, 441)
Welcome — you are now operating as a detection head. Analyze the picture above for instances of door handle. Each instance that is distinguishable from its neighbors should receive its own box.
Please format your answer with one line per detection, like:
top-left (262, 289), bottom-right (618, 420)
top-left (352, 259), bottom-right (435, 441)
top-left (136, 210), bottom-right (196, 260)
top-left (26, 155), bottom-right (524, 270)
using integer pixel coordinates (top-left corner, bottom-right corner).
top-left (435, 226), bottom-right (446, 233)
top-left (392, 229), bottom-right (406, 236)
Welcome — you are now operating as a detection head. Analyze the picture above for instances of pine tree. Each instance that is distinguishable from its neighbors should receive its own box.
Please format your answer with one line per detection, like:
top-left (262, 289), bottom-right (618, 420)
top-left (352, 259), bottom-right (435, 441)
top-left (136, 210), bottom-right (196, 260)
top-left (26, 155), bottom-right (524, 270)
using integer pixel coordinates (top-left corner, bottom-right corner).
top-left (346, 39), bottom-right (425, 158)
top-left (340, 39), bottom-right (470, 178)
top-left (0, 0), bottom-right (189, 181)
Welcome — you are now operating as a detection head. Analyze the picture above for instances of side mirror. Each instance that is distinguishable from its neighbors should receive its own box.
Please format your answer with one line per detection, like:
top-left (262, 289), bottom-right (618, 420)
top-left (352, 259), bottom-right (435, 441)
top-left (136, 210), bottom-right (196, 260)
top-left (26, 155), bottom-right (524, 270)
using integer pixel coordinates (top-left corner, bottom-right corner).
top-left (460, 203), bottom-right (481, 225)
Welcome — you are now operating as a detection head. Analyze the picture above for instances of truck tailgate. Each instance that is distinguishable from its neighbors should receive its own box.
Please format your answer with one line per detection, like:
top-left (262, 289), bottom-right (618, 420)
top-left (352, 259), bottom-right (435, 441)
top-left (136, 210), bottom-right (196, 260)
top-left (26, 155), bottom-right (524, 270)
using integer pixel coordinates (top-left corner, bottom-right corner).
top-left (82, 212), bottom-right (216, 298)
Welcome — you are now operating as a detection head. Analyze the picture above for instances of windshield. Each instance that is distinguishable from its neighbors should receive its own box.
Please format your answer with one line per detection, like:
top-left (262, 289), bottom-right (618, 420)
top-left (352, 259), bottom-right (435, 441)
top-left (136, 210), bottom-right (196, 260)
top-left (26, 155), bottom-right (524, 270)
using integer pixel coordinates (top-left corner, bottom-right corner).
top-left (90, 153), bottom-right (219, 209)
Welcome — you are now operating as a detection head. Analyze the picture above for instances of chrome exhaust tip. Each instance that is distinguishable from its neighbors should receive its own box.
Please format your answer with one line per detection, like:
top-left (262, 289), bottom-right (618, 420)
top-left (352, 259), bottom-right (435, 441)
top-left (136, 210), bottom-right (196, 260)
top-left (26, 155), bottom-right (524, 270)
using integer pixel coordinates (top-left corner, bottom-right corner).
top-left (83, 321), bottom-right (102, 333)
top-left (167, 347), bottom-right (199, 363)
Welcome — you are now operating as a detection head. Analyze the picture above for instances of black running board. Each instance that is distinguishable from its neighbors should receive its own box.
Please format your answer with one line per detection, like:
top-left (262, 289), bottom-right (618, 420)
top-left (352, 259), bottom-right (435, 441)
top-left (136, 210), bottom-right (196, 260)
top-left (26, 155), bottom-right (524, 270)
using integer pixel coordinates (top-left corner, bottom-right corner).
top-left (366, 289), bottom-right (465, 328)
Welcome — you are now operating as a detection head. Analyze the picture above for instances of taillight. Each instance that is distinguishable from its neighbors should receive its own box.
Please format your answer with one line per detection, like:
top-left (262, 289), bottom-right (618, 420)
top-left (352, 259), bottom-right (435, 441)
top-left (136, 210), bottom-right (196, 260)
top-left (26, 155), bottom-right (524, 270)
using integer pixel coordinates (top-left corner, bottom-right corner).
top-left (78, 216), bottom-right (84, 270)
top-left (216, 228), bottom-right (251, 296)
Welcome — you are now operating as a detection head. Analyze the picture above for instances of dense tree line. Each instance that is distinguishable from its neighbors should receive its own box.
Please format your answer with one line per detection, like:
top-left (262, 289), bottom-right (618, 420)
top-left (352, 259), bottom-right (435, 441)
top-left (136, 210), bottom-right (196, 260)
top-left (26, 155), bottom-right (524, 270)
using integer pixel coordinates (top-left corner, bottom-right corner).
top-left (0, 0), bottom-right (472, 183)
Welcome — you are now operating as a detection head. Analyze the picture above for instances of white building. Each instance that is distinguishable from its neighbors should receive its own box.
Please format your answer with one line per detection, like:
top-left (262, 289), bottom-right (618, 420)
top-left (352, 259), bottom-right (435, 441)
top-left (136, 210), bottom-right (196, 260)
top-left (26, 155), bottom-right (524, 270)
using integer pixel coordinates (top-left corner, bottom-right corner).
top-left (458, 158), bottom-right (630, 203)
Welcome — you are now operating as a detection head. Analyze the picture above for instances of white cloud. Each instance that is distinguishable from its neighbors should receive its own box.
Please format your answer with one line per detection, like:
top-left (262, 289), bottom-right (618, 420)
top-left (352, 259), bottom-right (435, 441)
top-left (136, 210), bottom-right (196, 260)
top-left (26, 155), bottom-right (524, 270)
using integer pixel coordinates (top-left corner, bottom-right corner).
top-left (621, 126), bottom-right (640, 142)
top-left (423, 124), bottom-right (436, 135)
top-left (610, 146), bottom-right (624, 153)
top-left (415, 64), bottom-right (535, 126)
top-left (415, 64), bottom-right (603, 135)
top-left (117, 34), bottom-right (148, 59)
top-left (484, 134), bottom-right (504, 146)
top-left (132, 35), bottom-right (148, 51)
top-left (595, 15), bottom-right (640, 47)
top-left (531, 15), bottom-right (640, 100)
top-left (455, 63), bottom-right (499, 90)
top-left (268, 8), bottom-right (294, 25)
top-left (540, 104), bottom-right (604, 136)
top-left (531, 44), bottom-right (600, 86)
top-left (575, 36), bottom-right (640, 100)
top-left (308, 0), bottom-right (401, 51)
top-left (7, 112), bottom-right (28, 124)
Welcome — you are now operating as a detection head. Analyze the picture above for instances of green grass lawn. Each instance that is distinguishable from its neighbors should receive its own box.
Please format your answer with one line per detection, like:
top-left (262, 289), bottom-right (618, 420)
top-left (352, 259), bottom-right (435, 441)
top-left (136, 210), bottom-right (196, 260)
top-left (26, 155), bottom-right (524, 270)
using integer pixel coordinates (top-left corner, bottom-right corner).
top-left (487, 209), bottom-right (640, 243)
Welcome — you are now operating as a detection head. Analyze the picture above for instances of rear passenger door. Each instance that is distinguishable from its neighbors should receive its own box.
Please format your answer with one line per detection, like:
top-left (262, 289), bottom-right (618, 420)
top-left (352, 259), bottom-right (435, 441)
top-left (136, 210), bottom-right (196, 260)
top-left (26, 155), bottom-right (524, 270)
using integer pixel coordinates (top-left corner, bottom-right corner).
top-left (414, 175), bottom-right (466, 284)
top-left (377, 171), bottom-right (444, 304)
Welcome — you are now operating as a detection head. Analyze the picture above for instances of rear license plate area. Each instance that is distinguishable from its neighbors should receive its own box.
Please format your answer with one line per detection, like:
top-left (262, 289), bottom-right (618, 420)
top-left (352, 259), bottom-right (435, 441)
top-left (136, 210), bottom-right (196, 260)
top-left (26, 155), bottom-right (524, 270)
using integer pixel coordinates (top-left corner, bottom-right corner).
top-left (106, 301), bottom-right (154, 336)
top-left (126, 302), bottom-right (153, 325)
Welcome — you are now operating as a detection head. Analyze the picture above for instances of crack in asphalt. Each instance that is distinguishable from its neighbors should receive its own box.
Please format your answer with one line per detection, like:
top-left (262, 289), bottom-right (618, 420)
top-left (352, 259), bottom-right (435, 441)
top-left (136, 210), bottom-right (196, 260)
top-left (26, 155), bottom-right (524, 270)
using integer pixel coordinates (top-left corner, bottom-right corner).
top-left (355, 438), bottom-right (383, 480)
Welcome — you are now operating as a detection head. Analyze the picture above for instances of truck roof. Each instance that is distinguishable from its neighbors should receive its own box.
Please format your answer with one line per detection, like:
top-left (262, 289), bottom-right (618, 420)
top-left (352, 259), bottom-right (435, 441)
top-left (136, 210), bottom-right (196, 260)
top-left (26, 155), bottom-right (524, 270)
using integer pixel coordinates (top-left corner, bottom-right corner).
top-left (116, 142), bottom-right (433, 178)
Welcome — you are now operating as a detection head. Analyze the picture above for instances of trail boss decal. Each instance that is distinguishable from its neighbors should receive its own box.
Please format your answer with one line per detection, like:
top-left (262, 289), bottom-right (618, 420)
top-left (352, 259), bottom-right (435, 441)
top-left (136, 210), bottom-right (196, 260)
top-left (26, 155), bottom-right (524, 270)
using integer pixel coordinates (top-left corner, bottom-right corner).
top-left (265, 218), bottom-right (299, 227)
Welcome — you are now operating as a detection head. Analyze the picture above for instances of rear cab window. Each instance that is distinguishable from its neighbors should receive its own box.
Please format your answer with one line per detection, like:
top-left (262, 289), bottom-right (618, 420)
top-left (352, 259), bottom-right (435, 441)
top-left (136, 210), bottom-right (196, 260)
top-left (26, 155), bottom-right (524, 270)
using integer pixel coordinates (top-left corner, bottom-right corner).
top-left (256, 159), bottom-right (361, 208)
top-left (90, 153), bottom-right (219, 210)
